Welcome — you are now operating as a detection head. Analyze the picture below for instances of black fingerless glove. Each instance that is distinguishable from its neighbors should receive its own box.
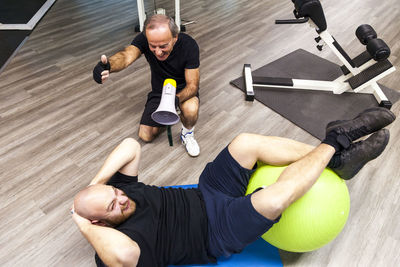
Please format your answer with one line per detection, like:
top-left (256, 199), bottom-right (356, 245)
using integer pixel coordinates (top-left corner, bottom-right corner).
top-left (93, 61), bottom-right (111, 84)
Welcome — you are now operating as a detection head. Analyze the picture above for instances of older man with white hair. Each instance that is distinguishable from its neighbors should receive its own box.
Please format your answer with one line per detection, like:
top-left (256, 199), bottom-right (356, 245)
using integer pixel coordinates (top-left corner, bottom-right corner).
top-left (93, 14), bottom-right (201, 156)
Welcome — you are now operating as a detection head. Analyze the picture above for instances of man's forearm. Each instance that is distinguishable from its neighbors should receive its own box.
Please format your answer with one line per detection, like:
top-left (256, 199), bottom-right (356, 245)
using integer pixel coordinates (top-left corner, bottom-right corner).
top-left (109, 45), bottom-right (142, 73)
top-left (109, 52), bottom-right (131, 72)
top-left (177, 68), bottom-right (199, 104)
top-left (79, 223), bottom-right (139, 267)
top-left (176, 84), bottom-right (198, 104)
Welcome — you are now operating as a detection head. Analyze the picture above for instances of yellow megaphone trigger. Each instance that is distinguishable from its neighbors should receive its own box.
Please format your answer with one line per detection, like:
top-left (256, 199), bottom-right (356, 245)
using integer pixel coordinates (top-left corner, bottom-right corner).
top-left (163, 78), bottom-right (177, 88)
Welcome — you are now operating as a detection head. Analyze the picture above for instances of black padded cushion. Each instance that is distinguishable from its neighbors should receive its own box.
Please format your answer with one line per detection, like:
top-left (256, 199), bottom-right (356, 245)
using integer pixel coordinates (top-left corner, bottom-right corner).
top-left (294, 0), bottom-right (327, 31)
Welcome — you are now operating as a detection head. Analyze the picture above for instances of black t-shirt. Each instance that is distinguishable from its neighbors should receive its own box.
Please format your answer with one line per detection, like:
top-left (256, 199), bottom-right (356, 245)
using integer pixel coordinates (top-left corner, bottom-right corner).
top-left (131, 32), bottom-right (200, 93)
top-left (95, 173), bottom-right (214, 267)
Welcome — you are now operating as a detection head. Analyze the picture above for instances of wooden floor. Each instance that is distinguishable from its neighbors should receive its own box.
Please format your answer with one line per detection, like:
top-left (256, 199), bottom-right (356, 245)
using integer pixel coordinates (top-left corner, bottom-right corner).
top-left (0, 0), bottom-right (399, 266)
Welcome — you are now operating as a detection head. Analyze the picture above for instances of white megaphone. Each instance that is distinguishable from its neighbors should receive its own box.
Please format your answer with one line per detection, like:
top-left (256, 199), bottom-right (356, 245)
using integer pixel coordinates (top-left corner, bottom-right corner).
top-left (151, 79), bottom-right (180, 125)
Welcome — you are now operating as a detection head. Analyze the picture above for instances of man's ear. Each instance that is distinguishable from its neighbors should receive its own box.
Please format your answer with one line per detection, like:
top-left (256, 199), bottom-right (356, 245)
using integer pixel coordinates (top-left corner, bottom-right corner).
top-left (172, 36), bottom-right (178, 45)
top-left (91, 220), bottom-right (108, 226)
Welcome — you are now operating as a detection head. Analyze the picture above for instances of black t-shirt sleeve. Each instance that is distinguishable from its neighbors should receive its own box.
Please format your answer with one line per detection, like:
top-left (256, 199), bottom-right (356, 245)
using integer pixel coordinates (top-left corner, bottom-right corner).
top-left (184, 36), bottom-right (200, 69)
top-left (95, 253), bottom-right (106, 267)
top-left (131, 32), bottom-right (148, 53)
top-left (107, 172), bottom-right (138, 187)
top-left (117, 227), bottom-right (158, 267)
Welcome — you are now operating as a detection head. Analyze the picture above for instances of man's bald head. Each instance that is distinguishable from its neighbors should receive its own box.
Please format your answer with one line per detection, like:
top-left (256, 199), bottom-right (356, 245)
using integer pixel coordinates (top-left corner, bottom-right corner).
top-left (74, 184), bottom-right (136, 226)
top-left (74, 184), bottom-right (108, 220)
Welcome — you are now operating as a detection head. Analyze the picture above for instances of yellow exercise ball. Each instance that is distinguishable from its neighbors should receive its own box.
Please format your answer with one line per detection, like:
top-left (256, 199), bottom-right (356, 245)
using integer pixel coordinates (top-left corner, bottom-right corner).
top-left (246, 164), bottom-right (350, 252)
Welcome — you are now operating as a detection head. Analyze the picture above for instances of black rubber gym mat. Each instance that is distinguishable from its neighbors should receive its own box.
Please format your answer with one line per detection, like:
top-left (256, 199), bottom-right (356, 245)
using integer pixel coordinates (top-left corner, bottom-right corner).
top-left (230, 49), bottom-right (400, 140)
top-left (0, 0), bottom-right (47, 24)
top-left (0, 30), bottom-right (31, 72)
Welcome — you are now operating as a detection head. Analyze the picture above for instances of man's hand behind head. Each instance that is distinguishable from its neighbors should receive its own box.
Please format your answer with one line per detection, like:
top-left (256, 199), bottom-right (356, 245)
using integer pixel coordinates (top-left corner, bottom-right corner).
top-left (71, 206), bottom-right (93, 230)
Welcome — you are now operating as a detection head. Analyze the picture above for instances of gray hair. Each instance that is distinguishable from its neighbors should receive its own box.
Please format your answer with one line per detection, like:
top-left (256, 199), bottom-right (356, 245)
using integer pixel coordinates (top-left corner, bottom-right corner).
top-left (143, 14), bottom-right (179, 37)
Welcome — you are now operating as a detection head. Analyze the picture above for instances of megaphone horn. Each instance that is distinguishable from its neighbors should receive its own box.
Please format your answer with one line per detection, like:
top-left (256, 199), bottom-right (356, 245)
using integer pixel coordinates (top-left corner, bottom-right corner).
top-left (151, 79), bottom-right (180, 126)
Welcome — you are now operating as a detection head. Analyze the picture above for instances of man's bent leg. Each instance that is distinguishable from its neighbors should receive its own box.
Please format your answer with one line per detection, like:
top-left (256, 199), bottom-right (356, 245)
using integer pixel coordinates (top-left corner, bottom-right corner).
top-left (251, 144), bottom-right (335, 220)
top-left (248, 106), bottom-right (394, 220)
top-left (228, 133), bottom-right (315, 170)
top-left (180, 96), bottom-right (200, 157)
top-left (179, 96), bottom-right (199, 129)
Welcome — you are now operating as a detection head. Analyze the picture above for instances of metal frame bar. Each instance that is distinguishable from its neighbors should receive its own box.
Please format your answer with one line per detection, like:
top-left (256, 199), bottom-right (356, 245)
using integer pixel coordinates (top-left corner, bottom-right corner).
top-left (0, 0), bottom-right (57, 30)
top-left (243, 16), bottom-right (395, 107)
top-left (244, 62), bottom-right (394, 106)
top-left (318, 30), bottom-right (360, 75)
top-left (137, 0), bottom-right (181, 32)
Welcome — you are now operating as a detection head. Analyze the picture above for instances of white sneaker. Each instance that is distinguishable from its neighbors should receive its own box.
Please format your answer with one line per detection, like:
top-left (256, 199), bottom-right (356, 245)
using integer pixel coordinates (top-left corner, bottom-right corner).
top-left (180, 130), bottom-right (200, 157)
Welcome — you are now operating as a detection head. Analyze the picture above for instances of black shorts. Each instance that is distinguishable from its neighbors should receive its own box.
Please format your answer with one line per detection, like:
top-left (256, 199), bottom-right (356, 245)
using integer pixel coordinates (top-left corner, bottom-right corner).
top-left (140, 91), bottom-right (200, 127)
top-left (198, 146), bottom-right (280, 258)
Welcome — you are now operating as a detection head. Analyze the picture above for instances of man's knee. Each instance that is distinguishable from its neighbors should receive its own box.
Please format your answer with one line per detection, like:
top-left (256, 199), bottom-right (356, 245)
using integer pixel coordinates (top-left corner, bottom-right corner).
top-left (138, 131), bottom-right (155, 143)
top-left (138, 126), bottom-right (158, 142)
top-left (180, 97), bottom-right (199, 117)
top-left (251, 181), bottom-right (295, 220)
top-left (230, 133), bottom-right (256, 151)
top-left (230, 133), bottom-right (279, 153)
top-left (227, 133), bottom-right (260, 169)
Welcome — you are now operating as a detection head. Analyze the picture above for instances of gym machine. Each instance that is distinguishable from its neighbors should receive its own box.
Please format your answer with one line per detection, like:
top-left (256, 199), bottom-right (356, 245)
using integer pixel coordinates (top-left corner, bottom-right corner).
top-left (243, 0), bottom-right (396, 109)
top-left (135, 0), bottom-right (194, 32)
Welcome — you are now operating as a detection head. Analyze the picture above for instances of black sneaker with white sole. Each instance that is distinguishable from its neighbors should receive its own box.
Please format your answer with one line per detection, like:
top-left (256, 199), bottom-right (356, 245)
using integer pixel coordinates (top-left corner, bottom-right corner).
top-left (329, 129), bottom-right (390, 180)
top-left (326, 107), bottom-right (395, 141)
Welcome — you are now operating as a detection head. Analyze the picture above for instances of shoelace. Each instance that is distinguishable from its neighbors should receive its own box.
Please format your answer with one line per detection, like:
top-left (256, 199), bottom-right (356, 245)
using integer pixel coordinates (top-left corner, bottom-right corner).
top-left (182, 131), bottom-right (196, 145)
top-left (347, 125), bottom-right (369, 140)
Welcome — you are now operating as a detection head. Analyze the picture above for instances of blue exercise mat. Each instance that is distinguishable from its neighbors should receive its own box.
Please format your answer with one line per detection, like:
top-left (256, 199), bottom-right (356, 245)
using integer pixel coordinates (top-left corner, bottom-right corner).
top-left (167, 184), bottom-right (282, 267)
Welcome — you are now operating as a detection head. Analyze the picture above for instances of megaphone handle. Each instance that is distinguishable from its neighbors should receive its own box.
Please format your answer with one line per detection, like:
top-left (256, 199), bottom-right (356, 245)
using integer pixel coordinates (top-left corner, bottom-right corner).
top-left (167, 125), bottom-right (173, 146)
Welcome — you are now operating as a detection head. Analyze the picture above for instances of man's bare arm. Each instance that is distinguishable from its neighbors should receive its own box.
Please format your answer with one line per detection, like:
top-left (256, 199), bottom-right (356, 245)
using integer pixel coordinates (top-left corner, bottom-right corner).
top-left (72, 211), bottom-right (140, 267)
top-left (109, 45), bottom-right (142, 72)
top-left (89, 138), bottom-right (141, 185)
top-left (96, 45), bottom-right (142, 84)
top-left (176, 68), bottom-right (199, 104)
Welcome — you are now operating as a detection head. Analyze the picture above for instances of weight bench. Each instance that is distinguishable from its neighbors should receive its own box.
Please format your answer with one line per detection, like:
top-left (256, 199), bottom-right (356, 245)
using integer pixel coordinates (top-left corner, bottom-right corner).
top-left (243, 0), bottom-right (396, 109)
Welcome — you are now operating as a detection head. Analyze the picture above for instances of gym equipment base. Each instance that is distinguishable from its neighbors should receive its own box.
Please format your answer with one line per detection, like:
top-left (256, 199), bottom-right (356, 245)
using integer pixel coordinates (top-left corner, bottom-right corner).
top-left (230, 49), bottom-right (400, 140)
